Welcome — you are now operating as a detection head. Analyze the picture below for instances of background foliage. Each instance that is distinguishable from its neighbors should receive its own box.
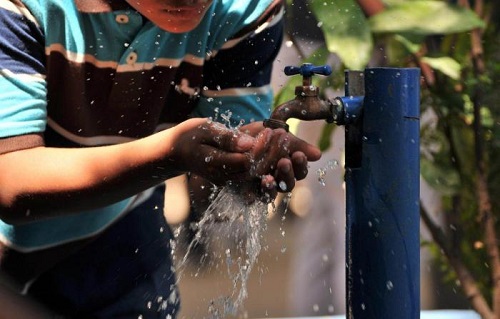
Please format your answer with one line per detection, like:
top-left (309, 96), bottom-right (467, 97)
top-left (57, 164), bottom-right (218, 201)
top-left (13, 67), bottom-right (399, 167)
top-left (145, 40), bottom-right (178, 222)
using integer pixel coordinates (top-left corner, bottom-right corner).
top-left (276, 0), bottom-right (500, 317)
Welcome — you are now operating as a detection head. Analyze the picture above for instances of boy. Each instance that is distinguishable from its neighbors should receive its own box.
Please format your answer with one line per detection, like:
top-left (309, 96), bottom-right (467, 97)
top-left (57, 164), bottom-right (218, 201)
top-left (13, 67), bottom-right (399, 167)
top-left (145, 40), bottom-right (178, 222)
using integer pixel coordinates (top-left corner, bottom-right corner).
top-left (0, 0), bottom-right (321, 317)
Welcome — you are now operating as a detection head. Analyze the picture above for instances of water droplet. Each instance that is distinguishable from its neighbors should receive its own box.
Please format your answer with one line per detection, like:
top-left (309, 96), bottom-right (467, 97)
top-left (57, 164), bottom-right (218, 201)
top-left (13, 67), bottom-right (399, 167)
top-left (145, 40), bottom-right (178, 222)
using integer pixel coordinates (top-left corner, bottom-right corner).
top-left (278, 181), bottom-right (287, 191)
top-left (386, 280), bottom-right (394, 290)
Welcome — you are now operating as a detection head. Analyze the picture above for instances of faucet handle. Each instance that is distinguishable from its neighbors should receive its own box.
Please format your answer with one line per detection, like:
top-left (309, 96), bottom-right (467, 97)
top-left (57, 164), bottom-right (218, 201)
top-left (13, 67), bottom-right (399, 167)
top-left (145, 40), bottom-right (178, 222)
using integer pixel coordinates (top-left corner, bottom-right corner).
top-left (284, 63), bottom-right (332, 77)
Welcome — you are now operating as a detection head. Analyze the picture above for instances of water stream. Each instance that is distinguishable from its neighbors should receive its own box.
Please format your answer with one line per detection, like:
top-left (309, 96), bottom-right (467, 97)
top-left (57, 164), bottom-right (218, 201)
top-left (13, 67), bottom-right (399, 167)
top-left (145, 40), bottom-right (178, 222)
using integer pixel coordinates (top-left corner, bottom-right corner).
top-left (174, 186), bottom-right (287, 318)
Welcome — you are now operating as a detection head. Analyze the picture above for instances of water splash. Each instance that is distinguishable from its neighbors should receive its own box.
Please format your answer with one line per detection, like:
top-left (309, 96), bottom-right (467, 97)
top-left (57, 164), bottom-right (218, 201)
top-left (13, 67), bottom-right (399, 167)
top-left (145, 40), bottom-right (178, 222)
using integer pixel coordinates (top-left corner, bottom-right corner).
top-left (316, 159), bottom-right (340, 186)
top-left (175, 186), bottom-right (280, 318)
top-left (210, 109), bottom-right (245, 132)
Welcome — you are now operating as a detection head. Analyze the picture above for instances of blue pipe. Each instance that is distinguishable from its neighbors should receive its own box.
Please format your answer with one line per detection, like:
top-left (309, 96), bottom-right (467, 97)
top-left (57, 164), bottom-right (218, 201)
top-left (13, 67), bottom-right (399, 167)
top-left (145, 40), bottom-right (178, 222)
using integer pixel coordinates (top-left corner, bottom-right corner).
top-left (345, 68), bottom-right (421, 319)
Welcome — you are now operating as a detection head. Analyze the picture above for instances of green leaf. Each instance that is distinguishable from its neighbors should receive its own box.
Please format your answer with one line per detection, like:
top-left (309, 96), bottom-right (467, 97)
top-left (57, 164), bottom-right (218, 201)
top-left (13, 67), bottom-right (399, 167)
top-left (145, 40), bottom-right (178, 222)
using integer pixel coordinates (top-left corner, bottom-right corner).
top-left (421, 56), bottom-right (461, 80)
top-left (393, 34), bottom-right (425, 54)
top-left (310, 0), bottom-right (372, 70)
top-left (318, 123), bottom-right (337, 151)
top-left (369, 1), bottom-right (485, 35)
top-left (421, 157), bottom-right (460, 195)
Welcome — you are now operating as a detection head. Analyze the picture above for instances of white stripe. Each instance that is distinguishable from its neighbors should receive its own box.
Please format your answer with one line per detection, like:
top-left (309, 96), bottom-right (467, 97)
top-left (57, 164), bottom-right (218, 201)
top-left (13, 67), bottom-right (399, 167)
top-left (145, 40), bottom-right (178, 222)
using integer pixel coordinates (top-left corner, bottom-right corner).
top-left (0, 68), bottom-right (45, 81)
top-left (0, 0), bottom-right (39, 27)
top-left (220, 38), bottom-right (241, 50)
top-left (182, 54), bottom-right (205, 66)
top-left (48, 118), bottom-right (135, 145)
top-left (220, 6), bottom-right (285, 50)
top-left (47, 118), bottom-right (174, 146)
top-left (46, 44), bottom-right (118, 67)
top-left (46, 44), bottom-right (205, 71)
top-left (202, 85), bottom-right (271, 98)
top-left (116, 55), bottom-right (204, 72)
top-left (255, 6), bottom-right (284, 34)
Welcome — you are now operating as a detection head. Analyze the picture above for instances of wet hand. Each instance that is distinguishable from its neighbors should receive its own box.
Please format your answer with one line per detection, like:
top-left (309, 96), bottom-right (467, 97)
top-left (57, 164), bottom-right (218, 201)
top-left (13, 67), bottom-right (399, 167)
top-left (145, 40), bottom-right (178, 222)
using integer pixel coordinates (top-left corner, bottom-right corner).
top-left (241, 123), bottom-right (322, 199)
top-left (167, 118), bottom-right (256, 184)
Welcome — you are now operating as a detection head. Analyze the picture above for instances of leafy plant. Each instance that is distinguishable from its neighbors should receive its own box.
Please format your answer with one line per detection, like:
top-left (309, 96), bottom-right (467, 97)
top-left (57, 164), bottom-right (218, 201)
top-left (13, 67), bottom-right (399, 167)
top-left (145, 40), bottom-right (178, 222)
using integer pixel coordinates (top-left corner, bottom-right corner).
top-left (277, 0), bottom-right (500, 317)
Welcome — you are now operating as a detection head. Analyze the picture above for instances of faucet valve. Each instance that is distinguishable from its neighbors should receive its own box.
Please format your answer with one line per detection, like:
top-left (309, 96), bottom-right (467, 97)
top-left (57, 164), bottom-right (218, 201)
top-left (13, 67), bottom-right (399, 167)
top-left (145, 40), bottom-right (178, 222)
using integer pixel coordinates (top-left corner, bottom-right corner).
top-left (284, 63), bottom-right (332, 86)
top-left (264, 63), bottom-right (335, 132)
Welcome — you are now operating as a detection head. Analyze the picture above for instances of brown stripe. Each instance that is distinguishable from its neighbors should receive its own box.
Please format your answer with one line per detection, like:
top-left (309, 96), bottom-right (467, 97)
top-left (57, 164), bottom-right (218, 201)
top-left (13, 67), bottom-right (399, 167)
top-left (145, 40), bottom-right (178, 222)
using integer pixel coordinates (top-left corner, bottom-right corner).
top-left (46, 51), bottom-right (203, 142)
top-left (0, 133), bottom-right (45, 155)
top-left (9, 0), bottom-right (26, 9)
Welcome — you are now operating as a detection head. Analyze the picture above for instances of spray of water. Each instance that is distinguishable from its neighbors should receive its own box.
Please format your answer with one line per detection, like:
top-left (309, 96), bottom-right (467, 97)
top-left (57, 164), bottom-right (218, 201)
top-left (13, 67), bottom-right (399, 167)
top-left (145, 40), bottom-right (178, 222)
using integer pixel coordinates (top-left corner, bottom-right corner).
top-left (174, 186), bottom-right (274, 318)
top-left (316, 159), bottom-right (340, 186)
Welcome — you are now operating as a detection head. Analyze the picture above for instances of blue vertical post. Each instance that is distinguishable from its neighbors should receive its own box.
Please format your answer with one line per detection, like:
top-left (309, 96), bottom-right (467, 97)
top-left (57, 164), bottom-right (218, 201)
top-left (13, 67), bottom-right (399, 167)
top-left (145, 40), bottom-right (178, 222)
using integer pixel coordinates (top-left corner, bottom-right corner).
top-left (345, 68), bottom-right (421, 319)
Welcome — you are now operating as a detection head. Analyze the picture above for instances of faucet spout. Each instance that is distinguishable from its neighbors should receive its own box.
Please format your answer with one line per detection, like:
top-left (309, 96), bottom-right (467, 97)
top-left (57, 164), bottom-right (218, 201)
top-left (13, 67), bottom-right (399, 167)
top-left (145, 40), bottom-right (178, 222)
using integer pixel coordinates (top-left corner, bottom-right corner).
top-left (264, 84), bottom-right (342, 132)
top-left (264, 63), bottom-right (343, 132)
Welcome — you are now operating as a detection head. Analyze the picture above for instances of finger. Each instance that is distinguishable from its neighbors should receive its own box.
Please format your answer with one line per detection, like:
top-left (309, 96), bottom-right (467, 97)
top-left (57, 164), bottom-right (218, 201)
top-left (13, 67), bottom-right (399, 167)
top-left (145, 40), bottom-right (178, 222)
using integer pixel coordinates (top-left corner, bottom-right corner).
top-left (204, 123), bottom-right (255, 153)
top-left (274, 158), bottom-right (295, 192)
top-left (260, 175), bottom-right (277, 202)
top-left (194, 145), bottom-right (250, 177)
top-left (290, 151), bottom-right (308, 181)
top-left (288, 136), bottom-right (322, 162)
top-left (250, 128), bottom-right (291, 176)
top-left (250, 128), bottom-right (274, 160)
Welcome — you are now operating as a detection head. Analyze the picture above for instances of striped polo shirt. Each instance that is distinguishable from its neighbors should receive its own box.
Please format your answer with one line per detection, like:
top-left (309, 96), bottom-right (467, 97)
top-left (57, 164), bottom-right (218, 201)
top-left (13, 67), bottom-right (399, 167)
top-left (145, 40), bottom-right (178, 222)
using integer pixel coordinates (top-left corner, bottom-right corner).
top-left (0, 0), bottom-right (284, 251)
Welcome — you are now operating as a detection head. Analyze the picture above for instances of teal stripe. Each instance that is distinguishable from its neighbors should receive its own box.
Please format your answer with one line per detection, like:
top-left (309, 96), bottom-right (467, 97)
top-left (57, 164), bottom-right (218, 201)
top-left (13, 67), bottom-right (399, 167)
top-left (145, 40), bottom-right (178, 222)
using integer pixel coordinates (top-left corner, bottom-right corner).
top-left (23, 0), bottom-right (274, 62)
top-left (0, 197), bottom-right (132, 250)
top-left (0, 76), bottom-right (46, 138)
top-left (193, 93), bottom-right (272, 127)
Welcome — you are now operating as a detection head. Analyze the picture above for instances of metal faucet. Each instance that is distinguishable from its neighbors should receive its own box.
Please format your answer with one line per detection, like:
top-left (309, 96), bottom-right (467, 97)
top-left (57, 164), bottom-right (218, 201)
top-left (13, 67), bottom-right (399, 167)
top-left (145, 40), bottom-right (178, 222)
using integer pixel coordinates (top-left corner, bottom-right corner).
top-left (264, 63), bottom-right (354, 132)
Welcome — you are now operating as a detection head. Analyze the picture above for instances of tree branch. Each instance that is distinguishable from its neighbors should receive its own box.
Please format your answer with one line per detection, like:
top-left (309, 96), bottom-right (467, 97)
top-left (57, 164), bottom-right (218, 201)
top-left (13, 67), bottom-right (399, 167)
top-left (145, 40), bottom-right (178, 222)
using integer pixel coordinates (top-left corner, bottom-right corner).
top-left (420, 204), bottom-right (495, 318)
top-left (461, 0), bottom-right (500, 315)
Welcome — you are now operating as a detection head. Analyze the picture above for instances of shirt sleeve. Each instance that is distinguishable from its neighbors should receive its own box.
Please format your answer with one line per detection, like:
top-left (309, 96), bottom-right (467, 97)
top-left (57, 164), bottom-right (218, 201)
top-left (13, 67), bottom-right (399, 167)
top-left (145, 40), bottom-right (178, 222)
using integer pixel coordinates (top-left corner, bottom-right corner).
top-left (0, 0), bottom-right (47, 154)
top-left (192, 0), bottom-right (284, 127)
